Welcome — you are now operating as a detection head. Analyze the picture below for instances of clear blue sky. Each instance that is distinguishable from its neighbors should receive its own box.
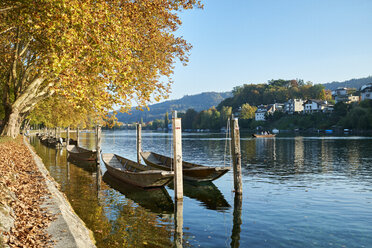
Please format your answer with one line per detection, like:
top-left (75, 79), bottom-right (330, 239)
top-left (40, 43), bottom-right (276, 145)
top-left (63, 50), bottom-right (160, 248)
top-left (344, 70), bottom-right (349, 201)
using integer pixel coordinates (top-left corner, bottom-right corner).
top-left (167, 0), bottom-right (372, 100)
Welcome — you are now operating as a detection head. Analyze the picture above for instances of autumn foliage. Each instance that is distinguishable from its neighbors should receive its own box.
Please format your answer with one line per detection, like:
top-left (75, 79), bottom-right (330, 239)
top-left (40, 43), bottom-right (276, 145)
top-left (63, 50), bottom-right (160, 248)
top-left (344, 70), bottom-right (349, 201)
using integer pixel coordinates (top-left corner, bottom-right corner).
top-left (0, 0), bottom-right (203, 136)
top-left (0, 137), bottom-right (55, 247)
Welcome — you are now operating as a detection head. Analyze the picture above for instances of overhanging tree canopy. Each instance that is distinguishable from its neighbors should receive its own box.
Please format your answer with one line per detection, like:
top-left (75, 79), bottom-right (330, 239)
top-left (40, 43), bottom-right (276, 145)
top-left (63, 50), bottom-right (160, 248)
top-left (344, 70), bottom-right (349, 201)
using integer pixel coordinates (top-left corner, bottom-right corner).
top-left (0, 0), bottom-right (202, 137)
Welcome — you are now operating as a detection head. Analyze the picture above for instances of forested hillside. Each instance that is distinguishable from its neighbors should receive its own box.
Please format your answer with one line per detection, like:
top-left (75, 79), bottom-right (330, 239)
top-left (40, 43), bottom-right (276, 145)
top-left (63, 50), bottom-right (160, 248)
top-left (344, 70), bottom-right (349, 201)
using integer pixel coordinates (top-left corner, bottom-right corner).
top-left (217, 79), bottom-right (330, 110)
top-left (116, 92), bottom-right (232, 123)
top-left (323, 76), bottom-right (372, 91)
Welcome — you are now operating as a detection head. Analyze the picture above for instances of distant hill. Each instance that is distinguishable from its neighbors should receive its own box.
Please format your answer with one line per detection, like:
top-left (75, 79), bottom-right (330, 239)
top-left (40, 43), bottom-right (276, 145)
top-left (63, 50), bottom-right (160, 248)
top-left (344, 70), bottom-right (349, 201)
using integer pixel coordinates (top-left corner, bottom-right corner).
top-left (322, 76), bottom-right (372, 91)
top-left (117, 91), bottom-right (232, 123)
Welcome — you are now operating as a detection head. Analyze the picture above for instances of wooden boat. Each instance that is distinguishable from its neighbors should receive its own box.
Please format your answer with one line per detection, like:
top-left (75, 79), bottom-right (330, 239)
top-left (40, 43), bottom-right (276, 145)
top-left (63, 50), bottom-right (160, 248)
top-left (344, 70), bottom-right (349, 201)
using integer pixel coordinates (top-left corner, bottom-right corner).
top-left (62, 137), bottom-right (78, 146)
top-left (66, 145), bottom-right (96, 161)
top-left (102, 153), bottom-right (174, 188)
top-left (140, 151), bottom-right (231, 182)
top-left (252, 134), bottom-right (276, 138)
top-left (39, 136), bottom-right (62, 148)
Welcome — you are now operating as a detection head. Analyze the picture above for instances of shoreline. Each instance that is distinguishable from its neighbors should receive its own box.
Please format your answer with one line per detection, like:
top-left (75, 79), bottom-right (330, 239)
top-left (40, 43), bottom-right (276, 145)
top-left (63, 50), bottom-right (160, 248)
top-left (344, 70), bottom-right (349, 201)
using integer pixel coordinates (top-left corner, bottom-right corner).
top-left (0, 136), bottom-right (96, 247)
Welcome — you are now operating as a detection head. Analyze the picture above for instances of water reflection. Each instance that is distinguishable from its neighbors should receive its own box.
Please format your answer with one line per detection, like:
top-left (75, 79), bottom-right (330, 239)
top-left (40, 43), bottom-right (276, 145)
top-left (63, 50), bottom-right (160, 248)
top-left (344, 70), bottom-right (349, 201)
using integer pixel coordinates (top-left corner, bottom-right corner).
top-left (230, 193), bottom-right (242, 248)
top-left (67, 156), bottom-right (97, 173)
top-left (168, 181), bottom-right (230, 211)
top-left (174, 199), bottom-right (184, 248)
top-left (31, 132), bottom-right (372, 248)
top-left (30, 136), bottom-right (174, 248)
top-left (241, 136), bottom-right (372, 181)
top-left (103, 172), bottom-right (174, 214)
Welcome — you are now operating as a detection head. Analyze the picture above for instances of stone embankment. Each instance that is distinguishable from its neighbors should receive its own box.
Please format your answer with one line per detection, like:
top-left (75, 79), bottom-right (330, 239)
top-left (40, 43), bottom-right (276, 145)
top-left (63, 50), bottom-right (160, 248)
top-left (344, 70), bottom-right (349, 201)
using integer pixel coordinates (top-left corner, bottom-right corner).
top-left (0, 136), bottom-right (96, 248)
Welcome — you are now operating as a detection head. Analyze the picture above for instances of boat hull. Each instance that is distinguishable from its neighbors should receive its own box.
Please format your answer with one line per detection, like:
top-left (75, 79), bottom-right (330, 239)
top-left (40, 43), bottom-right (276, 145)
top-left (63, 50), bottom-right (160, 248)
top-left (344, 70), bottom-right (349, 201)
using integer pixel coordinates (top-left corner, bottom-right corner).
top-left (102, 153), bottom-right (174, 188)
top-left (141, 152), bottom-right (230, 182)
top-left (66, 145), bottom-right (96, 161)
top-left (252, 134), bottom-right (276, 138)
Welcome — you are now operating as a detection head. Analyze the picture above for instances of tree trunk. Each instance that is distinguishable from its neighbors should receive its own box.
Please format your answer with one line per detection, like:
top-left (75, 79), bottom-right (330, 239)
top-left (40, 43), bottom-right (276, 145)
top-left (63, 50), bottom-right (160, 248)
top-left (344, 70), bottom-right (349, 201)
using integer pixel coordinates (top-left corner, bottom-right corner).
top-left (1, 108), bottom-right (23, 138)
top-left (1, 77), bottom-right (54, 138)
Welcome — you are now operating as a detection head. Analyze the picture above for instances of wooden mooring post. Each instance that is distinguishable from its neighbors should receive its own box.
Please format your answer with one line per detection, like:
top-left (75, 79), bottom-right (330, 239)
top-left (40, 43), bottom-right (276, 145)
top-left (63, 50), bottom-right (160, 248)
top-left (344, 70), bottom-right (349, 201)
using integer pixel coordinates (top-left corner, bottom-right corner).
top-left (66, 126), bottom-right (70, 146)
top-left (230, 117), bottom-right (243, 194)
top-left (136, 123), bottom-right (142, 165)
top-left (173, 112), bottom-right (183, 200)
top-left (76, 127), bottom-right (80, 147)
top-left (95, 125), bottom-right (102, 186)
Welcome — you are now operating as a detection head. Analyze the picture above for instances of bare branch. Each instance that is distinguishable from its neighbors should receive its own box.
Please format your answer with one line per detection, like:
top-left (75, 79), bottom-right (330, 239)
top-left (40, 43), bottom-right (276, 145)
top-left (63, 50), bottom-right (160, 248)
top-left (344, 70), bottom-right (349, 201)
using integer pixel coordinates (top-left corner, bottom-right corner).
top-left (18, 63), bottom-right (36, 93)
top-left (0, 6), bottom-right (17, 12)
top-left (19, 38), bottom-right (32, 57)
top-left (0, 26), bottom-right (16, 35)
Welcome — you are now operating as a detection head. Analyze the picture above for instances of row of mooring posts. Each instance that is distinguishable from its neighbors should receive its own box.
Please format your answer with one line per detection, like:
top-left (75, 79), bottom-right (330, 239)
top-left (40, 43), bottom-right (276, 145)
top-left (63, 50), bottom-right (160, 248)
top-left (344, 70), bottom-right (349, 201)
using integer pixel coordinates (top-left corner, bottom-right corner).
top-left (135, 113), bottom-right (242, 247)
top-left (135, 113), bottom-right (243, 199)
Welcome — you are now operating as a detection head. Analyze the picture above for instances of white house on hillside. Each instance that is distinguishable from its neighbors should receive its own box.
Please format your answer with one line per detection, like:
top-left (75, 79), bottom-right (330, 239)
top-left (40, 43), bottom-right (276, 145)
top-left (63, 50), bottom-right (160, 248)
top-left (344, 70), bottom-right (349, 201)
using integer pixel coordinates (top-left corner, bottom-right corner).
top-left (303, 100), bottom-right (333, 113)
top-left (360, 83), bottom-right (372, 101)
top-left (255, 104), bottom-right (276, 121)
top-left (332, 87), bottom-right (359, 104)
top-left (284, 99), bottom-right (304, 114)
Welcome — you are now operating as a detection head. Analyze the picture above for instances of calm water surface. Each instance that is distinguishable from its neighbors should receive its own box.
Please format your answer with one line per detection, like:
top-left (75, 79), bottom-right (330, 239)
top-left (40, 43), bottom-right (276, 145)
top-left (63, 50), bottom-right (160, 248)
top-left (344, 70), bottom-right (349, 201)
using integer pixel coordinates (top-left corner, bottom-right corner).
top-left (30, 131), bottom-right (372, 247)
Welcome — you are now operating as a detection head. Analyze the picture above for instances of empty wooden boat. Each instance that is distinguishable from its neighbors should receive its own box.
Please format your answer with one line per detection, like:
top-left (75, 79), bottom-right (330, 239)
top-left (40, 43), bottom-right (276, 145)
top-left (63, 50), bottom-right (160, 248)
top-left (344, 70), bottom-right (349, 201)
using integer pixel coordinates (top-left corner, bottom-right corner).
top-left (66, 145), bottom-right (96, 161)
top-left (39, 136), bottom-right (62, 148)
top-left (102, 153), bottom-right (174, 188)
top-left (140, 152), bottom-right (231, 182)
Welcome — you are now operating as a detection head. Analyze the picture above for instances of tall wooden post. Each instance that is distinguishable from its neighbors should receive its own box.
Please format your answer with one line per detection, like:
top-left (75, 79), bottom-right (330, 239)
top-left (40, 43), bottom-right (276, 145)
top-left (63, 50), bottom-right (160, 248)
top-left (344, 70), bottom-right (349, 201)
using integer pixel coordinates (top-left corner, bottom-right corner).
top-left (230, 117), bottom-right (242, 194)
top-left (173, 115), bottom-right (183, 200)
top-left (76, 127), bottom-right (80, 147)
top-left (54, 127), bottom-right (57, 138)
top-left (136, 123), bottom-right (142, 165)
top-left (66, 126), bottom-right (70, 146)
top-left (95, 125), bottom-right (102, 186)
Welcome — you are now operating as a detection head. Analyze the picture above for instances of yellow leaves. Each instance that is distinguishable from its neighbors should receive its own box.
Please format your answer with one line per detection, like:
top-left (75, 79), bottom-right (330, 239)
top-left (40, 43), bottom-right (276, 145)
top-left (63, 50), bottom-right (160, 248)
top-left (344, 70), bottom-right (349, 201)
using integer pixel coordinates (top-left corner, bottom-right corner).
top-left (2, 0), bottom-right (202, 129)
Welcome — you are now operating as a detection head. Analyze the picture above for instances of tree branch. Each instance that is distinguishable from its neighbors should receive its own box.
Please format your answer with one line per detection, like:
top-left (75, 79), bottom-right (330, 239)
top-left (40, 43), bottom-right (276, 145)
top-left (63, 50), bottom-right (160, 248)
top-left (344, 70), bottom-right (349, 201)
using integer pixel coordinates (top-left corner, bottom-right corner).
top-left (11, 77), bottom-right (45, 111)
top-left (0, 6), bottom-right (17, 12)
top-left (0, 26), bottom-right (16, 35)
top-left (19, 37), bottom-right (32, 57)
top-left (20, 82), bottom-right (55, 114)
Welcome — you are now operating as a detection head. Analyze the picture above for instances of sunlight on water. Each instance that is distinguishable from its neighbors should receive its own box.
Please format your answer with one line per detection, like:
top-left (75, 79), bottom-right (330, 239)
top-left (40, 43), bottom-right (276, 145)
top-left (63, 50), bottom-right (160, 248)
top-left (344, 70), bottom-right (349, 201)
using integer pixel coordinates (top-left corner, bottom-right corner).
top-left (31, 131), bottom-right (372, 247)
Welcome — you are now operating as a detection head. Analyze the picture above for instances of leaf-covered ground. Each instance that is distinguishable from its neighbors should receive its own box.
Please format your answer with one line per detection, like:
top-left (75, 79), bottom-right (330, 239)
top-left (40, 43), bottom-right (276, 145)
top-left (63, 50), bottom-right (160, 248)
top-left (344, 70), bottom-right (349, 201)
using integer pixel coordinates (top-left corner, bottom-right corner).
top-left (0, 137), bottom-right (55, 247)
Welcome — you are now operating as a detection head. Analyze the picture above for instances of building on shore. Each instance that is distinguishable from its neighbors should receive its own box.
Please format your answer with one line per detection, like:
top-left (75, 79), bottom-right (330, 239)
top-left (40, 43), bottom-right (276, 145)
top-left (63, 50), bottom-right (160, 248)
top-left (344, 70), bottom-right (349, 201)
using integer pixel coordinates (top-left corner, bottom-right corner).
top-left (360, 83), bottom-right (372, 101)
top-left (284, 99), bottom-right (304, 114)
top-left (303, 100), bottom-right (333, 114)
top-left (332, 87), bottom-right (359, 104)
top-left (255, 104), bottom-right (276, 121)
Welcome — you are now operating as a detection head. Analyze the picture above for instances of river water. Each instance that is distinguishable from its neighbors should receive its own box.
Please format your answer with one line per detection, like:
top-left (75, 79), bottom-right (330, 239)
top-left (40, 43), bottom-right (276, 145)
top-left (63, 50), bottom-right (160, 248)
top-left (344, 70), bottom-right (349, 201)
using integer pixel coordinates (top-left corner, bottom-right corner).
top-left (30, 131), bottom-right (372, 247)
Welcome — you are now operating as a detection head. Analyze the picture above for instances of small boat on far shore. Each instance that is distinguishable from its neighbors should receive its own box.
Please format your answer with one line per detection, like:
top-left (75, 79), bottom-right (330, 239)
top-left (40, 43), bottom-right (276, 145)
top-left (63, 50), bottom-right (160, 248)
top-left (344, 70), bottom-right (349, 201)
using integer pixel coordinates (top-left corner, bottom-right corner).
top-left (66, 145), bottom-right (96, 161)
top-left (102, 153), bottom-right (174, 188)
top-left (252, 134), bottom-right (276, 138)
top-left (140, 151), bottom-right (230, 182)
